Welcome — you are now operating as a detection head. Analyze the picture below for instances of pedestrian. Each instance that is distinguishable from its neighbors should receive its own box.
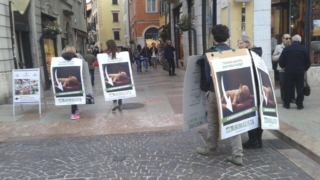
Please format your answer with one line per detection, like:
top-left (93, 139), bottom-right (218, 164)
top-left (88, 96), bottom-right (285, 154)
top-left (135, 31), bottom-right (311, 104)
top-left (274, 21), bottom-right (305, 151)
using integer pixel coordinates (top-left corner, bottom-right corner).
top-left (140, 43), bottom-right (150, 72)
top-left (150, 42), bottom-right (159, 71)
top-left (137, 44), bottom-right (143, 73)
top-left (61, 46), bottom-right (92, 120)
top-left (163, 40), bottom-right (176, 76)
top-left (237, 35), bottom-right (263, 149)
top-left (196, 24), bottom-right (243, 166)
top-left (279, 34), bottom-right (311, 110)
top-left (133, 48), bottom-right (141, 73)
top-left (83, 49), bottom-right (97, 86)
top-left (106, 39), bottom-right (123, 112)
top-left (272, 34), bottom-right (295, 103)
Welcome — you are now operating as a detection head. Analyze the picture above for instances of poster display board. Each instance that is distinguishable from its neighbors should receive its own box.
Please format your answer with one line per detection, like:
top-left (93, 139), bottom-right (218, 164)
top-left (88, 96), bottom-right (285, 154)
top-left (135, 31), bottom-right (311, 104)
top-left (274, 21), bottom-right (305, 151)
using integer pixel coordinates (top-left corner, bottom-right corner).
top-left (206, 49), bottom-right (259, 139)
top-left (51, 57), bottom-right (86, 106)
top-left (12, 68), bottom-right (41, 115)
top-left (251, 52), bottom-right (280, 130)
top-left (97, 52), bottom-right (136, 101)
top-left (183, 55), bottom-right (207, 131)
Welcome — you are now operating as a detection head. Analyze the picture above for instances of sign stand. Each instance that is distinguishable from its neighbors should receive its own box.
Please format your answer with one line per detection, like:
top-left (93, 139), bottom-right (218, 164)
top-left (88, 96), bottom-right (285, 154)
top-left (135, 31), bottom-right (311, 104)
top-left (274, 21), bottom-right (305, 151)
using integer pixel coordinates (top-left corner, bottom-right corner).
top-left (12, 68), bottom-right (43, 116)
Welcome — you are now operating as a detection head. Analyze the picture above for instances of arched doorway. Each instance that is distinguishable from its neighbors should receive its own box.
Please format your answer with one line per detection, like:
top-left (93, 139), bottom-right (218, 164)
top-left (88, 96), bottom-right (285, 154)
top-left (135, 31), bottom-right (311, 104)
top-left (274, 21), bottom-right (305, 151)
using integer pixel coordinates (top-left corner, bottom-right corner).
top-left (144, 27), bottom-right (159, 46)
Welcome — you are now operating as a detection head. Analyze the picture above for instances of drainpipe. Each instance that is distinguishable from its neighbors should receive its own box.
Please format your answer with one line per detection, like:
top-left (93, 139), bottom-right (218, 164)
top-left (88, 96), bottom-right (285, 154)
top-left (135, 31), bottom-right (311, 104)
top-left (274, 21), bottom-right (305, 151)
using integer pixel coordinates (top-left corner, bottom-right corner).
top-left (190, 26), bottom-right (197, 55)
top-left (9, 0), bottom-right (17, 69)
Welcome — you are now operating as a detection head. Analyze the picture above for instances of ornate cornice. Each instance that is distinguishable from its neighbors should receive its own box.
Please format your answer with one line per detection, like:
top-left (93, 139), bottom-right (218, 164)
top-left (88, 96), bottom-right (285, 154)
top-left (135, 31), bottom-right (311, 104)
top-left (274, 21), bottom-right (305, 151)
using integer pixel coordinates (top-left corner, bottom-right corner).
top-left (41, 3), bottom-right (59, 17)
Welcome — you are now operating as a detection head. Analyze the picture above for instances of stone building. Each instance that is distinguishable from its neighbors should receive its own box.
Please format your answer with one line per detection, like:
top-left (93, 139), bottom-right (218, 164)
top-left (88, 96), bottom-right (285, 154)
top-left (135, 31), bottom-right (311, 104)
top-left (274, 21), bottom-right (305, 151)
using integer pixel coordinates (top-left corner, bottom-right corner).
top-left (0, 0), bottom-right (87, 104)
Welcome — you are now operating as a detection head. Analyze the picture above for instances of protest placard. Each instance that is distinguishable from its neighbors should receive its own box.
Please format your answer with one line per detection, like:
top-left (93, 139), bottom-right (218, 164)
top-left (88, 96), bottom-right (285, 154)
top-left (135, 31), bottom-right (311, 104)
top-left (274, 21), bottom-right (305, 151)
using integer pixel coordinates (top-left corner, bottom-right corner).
top-left (97, 52), bottom-right (136, 101)
top-left (51, 57), bottom-right (86, 105)
top-left (251, 51), bottom-right (279, 130)
top-left (206, 49), bottom-right (259, 139)
top-left (183, 55), bottom-right (207, 131)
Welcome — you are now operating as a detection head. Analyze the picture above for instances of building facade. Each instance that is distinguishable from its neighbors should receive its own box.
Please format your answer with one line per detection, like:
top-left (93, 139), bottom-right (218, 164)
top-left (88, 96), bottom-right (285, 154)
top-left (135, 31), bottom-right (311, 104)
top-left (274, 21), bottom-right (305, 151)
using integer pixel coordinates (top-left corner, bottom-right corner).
top-left (0, 0), bottom-right (87, 104)
top-left (123, 0), bottom-right (130, 46)
top-left (129, 0), bottom-right (160, 46)
top-left (93, 0), bottom-right (125, 50)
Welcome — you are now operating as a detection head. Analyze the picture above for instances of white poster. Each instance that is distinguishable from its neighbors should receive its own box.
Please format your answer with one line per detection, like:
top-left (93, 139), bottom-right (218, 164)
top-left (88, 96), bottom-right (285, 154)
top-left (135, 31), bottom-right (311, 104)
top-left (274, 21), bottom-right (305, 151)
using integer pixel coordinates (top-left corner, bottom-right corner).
top-left (183, 55), bottom-right (207, 131)
top-left (251, 52), bottom-right (280, 130)
top-left (206, 49), bottom-right (259, 139)
top-left (13, 68), bottom-right (40, 103)
top-left (97, 52), bottom-right (136, 101)
top-left (51, 57), bottom-right (86, 106)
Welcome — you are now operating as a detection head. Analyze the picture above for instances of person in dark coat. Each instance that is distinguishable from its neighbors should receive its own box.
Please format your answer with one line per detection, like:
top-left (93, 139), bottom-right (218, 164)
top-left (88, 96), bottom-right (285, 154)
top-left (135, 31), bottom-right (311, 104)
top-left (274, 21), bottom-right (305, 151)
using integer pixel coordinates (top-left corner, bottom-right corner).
top-left (140, 44), bottom-right (150, 72)
top-left (279, 34), bottom-right (311, 110)
top-left (163, 40), bottom-right (176, 76)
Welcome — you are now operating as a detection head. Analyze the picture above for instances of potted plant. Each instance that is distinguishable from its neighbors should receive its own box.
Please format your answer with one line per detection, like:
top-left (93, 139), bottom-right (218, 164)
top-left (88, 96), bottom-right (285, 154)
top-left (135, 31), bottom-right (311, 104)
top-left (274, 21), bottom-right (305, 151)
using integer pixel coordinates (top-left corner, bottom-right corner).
top-left (129, 39), bottom-right (135, 44)
top-left (177, 14), bottom-right (194, 31)
top-left (43, 21), bottom-right (62, 35)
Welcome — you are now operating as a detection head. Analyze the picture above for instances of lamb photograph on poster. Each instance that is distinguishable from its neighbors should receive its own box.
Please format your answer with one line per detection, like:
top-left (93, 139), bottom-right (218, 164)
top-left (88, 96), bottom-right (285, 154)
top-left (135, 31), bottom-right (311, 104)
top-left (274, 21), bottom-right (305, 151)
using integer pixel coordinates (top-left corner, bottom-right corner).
top-left (216, 67), bottom-right (256, 126)
top-left (102, 62), bottom-right (133, 93)
top-left (52, 66), bottom-right (83, 98)
top-left (258, 69), bottom-right (277, 117)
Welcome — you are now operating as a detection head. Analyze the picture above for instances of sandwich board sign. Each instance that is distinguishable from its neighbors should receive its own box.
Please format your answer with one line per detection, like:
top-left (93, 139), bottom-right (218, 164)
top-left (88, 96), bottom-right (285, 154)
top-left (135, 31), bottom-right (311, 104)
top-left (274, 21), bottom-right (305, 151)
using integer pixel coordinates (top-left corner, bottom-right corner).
top-left (206, 49), bottom-right (259, 139)
top-left (97, 52), bottom-right (136, 101)
top-left (12, 68), bottom-right (41, 115)
top-left (51, 57), bottom-right (86, 106)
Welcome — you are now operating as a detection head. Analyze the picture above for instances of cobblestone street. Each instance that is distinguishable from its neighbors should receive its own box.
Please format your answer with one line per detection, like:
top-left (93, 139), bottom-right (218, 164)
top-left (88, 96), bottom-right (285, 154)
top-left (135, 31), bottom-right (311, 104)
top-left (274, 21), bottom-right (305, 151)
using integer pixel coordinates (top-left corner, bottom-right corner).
top-left (0, 130), bottom-right (312, 180)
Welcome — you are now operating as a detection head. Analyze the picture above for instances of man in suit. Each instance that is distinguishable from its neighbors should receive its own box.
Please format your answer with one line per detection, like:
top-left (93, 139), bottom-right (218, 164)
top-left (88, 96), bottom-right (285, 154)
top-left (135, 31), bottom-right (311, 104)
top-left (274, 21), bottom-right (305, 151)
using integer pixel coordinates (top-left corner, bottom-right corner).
top-left (279, 34), bottom-right (311, 110)
top-left (163, 40), bottom-right (176, 76)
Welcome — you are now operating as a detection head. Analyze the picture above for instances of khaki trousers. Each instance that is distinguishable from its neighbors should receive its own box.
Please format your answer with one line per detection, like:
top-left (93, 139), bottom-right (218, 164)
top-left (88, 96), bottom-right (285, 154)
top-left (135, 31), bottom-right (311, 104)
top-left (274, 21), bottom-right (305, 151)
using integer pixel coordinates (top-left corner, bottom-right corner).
top-left (206, 91), bottom-right (243, 156)
top-left (151, 57), bottom-right (157, 69)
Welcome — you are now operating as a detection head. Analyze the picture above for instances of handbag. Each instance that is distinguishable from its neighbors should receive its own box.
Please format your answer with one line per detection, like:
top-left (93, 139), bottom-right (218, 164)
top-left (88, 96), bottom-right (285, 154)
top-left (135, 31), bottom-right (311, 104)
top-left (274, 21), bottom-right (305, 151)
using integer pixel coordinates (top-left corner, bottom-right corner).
top-left (304, 80), bottom-right (311, 96)
top-left (93, 61), bottom-right (99, 67)
top-left (86, 94), bottom-right (95, 104)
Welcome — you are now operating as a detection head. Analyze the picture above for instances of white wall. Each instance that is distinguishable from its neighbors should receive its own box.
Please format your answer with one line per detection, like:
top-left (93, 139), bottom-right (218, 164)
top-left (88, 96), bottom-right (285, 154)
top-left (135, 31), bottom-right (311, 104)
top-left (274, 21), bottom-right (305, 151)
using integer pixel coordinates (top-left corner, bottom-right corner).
top-left (123, 0), bottom-right (130, 46)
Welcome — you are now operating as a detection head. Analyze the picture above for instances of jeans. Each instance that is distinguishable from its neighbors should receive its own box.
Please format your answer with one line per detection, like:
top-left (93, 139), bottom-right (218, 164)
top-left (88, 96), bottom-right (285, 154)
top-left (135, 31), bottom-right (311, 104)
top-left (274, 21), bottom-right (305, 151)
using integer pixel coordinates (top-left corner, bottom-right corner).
top-left (113, 99), bottom-right (122, 106)
top-left (142, 57), bottom-right (148, 70)
top-left (136, 58), bottom-right (141, 72)
top-left (89, 69), bottom-right (95, 86)
top-left (71, 105), bottom-right (77, 114)
top-left (206, 91), bottom-right (243, 156)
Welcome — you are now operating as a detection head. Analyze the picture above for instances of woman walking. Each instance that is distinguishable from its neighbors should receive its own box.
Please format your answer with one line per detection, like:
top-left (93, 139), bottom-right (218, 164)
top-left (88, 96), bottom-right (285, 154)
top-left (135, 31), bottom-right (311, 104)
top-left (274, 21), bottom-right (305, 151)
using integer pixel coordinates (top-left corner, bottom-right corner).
top-left (61, 46), bottom-right (92, 120)
top-left (106, 39), bottom-right (123, 112)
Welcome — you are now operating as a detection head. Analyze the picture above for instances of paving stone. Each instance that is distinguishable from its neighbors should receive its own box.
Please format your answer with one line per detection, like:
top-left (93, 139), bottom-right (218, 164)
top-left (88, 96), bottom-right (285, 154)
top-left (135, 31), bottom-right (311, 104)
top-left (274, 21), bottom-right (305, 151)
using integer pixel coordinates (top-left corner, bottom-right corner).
top-left (0, 131), bottom-right (312, 180)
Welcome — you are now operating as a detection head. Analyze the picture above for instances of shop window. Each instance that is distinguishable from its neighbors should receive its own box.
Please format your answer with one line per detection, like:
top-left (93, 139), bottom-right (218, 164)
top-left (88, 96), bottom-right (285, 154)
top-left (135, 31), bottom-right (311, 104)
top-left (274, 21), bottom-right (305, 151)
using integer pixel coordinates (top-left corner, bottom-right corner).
top-left (113, 13), bottom-right (119, 22)
top-left (114, 31), bottom-right (120, 40)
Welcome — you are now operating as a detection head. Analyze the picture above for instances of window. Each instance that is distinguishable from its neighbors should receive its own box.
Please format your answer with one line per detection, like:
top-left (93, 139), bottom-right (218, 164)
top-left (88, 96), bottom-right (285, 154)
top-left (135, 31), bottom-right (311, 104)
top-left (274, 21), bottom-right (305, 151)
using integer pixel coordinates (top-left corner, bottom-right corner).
top-left (114, 31), bottom-right (120, 40)
top-left (113, 13), bottom-right (119, 22)
top-left (112, 0), bottom-right (118, 5)
top-left (146, 0), bottom-right (157, 12)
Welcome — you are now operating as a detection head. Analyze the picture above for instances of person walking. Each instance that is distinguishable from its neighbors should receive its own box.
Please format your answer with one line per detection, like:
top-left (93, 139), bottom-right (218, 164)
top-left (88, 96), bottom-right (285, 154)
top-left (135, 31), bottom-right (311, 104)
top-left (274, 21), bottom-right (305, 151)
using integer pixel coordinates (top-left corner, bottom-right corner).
top-left (61, 46), bottom-right (92, 120)
top-left (106, 39), bottom-right (123, 112)
top-left (196, 24), bottom-right (244, 166)
top-left (163, 40), bottom-right (176, 76)
top-left (133, 48), bottom-right (141, 73)
top-left (237, 35), bottom-right (263, 149)
top-left (150, 42), bottom-right (159, 71)
top-left (279, 35), bottom-right (311, 110)
top-left (272, 34), bottom-right (294, 103)
top-left (83, 49), bottom-right (97, 86)
top-left (140, 44), bottom-right (150, 72)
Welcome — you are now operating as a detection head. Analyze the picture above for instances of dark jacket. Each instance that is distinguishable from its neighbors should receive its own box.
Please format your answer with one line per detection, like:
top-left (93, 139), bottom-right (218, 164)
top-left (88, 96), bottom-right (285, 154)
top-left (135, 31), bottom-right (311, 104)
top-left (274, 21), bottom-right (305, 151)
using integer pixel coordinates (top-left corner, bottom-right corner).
top-left (164, 45), bottom-right (176, 60)
top-left (279, 41), bottom-right (311, 72)
top-left (83, 54), bottom-right (97, 70)
top-left (140, 47), bottom-right (150, 58)
top-left (250, 47), bottom-right (263, 57)
top-left (62, 52), bottom-right (77, 60)
top-left (205, 44), bottom-right (231, 92)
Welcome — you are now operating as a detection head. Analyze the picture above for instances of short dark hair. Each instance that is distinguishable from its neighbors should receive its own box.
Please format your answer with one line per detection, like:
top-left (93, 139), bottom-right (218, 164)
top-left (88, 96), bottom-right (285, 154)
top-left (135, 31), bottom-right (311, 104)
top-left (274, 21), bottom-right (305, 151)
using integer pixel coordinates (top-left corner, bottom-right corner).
top-left (211, 24), bottom-right (230, 43)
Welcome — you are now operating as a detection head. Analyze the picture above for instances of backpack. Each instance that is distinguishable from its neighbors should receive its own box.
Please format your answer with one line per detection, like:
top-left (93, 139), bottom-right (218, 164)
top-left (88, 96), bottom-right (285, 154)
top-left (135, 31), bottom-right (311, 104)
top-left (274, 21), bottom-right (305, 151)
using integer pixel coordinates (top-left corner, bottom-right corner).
top-left (196, 57), bottom-right (210, 92)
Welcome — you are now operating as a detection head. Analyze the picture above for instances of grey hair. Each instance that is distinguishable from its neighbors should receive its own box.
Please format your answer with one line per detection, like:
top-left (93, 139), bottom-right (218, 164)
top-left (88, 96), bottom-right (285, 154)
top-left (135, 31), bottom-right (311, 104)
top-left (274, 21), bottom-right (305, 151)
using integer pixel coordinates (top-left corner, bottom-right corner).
top-left (238, 35), bottom-right (253, 48)
top-left (292, 34), bottom-right (302, 42)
